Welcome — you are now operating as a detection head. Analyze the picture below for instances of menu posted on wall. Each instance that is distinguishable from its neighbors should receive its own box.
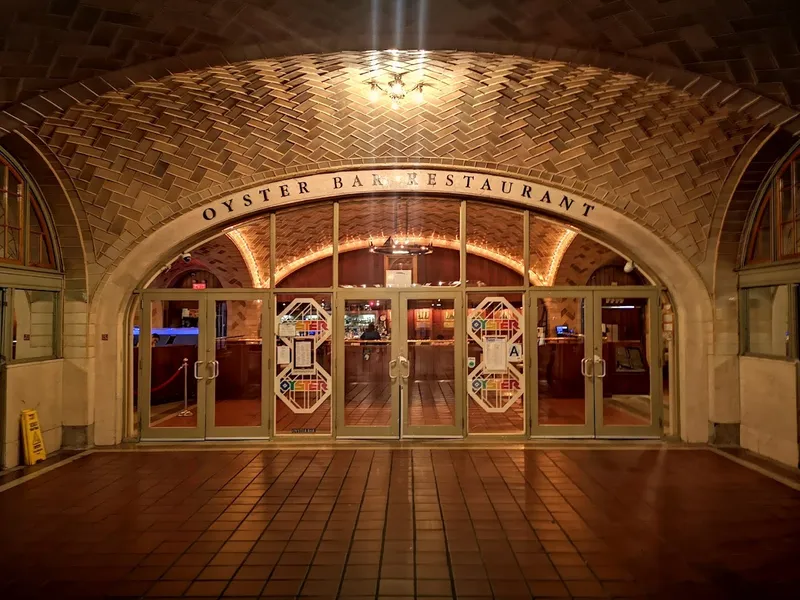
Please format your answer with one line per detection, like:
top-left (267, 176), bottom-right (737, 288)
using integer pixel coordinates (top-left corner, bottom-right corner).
top-left (279, 322), bottom-right (297, 337)
top-left (277, 345), bottom-right (291, 365)
top-left (485, 337), bottom-right (508, 373)
top-left (293, 339), bottom-right (313, 371)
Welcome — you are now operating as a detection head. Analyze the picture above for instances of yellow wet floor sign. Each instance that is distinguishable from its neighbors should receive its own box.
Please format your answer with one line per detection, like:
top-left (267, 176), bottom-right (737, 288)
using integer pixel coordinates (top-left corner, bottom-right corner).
top-left (21, 409), bottom-right (46, 465)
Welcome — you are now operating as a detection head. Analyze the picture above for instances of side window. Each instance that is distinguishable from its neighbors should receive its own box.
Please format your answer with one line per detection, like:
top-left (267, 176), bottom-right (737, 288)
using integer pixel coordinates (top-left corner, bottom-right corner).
top-left (743, 285), bottom-right (790, 358)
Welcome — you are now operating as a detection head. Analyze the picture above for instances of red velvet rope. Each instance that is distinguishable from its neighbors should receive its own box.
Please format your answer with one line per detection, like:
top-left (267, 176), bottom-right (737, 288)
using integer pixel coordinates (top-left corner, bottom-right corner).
top-left (135, 363), bottom-right (185, 395)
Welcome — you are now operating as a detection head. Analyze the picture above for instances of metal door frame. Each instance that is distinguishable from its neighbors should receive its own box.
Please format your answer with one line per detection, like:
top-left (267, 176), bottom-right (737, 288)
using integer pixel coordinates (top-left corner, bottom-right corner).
top-left (334, 288), bottom-right (465, 439)
top-left (140, 289), bottom-right (209, 440)
top-left (528, 286), bottom-right (662, 439)
top-left (529, 289), bottom-right (595, 437)
top-left (204, 290), bottom-right (271, 439)
top-left (400, 289), bottom-right (464, 438)
top-left (592, 287), bottom-right (662, 438)
top-left (335, 289), bottom-right (401, 439)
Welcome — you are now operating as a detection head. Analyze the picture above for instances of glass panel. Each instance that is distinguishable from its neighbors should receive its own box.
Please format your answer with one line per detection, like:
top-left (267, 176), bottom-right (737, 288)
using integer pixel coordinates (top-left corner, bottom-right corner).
top-left (29, 197), bottom-right (55, 268)
top-left (12, 290), bottom-right (56, 361)
top-left (338, 198), bottom-right (460, 287)
top-left (406, 298), bottom-right (456, 428)
top-left (745, 285), bottom-right (790, 357)
top-left (781, 223), bottom-right (794, 258)
top-left (147, 299), bottom-right (199, 428)
top-left (466, 203), bottom-right (524, 286)
top-left (600, 297), bottom-right (653, 427)
top-left (467, 293), bottom-right (524, 434)
top-left (5, 190), bottom-right (22, 262)
top-left (229, 216), bottom-right (269, 288)
top-left (276, 204), bottom-right (333, 288)
top-left (6, 226), bottom-right (21, 262)
top-left (274, 294), bottom-right (332, 435)
top-left (343, 298), bottom-right (393, 428)
top-left (748, 196), bottom-right (771, 263)
top-left (536, 297), bottom-right (586, 426)
top-left (213, 299), bottom-right (263, 428)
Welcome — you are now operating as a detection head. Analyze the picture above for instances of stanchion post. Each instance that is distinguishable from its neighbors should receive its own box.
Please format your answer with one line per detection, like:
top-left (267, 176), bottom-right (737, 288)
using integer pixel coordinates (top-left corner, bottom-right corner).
top-left (178, 358), bottom-right (193, 416)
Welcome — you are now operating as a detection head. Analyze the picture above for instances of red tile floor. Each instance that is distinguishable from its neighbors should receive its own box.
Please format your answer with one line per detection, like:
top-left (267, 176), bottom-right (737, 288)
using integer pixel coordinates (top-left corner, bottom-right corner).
top-left (1, 448), bottom-right (799, 599)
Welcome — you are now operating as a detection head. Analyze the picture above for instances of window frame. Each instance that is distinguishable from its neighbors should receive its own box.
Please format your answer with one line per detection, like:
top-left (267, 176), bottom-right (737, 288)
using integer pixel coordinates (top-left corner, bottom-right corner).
top-left (742, 145), bottom-right (800, 269)
top-left (0, 151), bottom-right (60, 273)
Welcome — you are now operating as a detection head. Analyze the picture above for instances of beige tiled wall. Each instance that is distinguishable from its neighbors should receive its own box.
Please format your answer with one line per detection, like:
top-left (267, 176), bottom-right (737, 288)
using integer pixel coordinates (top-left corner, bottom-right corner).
top-left (3, 360), bottom-right (63, 469)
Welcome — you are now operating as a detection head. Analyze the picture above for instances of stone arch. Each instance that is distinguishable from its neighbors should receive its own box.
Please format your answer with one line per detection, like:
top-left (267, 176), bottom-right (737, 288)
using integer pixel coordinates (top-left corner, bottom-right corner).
top-left (29, 51), bottom-right (770, 296)
top-left (89, 167), bottom-right (713, 446)
top-left (708, 126), bottom-right (798, 442)
top-left (0, 128), bottom-right (94, 446)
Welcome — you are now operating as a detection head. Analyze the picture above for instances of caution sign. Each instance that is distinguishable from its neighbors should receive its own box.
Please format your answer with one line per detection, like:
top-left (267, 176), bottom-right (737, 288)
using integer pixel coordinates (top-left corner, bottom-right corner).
top-left (21, 409), bottom-right (47, 466)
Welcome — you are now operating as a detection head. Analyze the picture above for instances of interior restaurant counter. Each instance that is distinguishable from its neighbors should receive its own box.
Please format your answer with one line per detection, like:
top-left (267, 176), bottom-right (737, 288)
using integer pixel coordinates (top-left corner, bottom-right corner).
top-left (537, 337), bottom-right (650, 397)
top-left (344, 340), bottom-right (454, 381)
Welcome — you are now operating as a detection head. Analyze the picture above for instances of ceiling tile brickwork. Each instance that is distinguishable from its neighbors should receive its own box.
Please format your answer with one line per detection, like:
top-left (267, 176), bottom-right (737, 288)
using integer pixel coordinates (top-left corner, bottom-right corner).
top-left (1, 0), bottom-right (799, 135)
top-left (554, 234), bottom-right (622, 286)
top-left (33, 51), bottom-right (764, 292)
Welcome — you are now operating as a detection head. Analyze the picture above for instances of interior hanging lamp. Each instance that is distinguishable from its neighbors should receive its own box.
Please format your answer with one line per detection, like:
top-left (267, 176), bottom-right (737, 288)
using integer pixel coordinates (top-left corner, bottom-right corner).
top-left (369, 198), bottom-right (434, 256)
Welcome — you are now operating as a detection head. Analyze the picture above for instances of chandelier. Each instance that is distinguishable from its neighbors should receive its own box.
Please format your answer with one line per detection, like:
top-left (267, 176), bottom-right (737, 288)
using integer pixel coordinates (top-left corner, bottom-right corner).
top-left (369, 236), bottom-right (433, 256)
top-left (369, 197), bottom-right (435, 256)
top-left (368, 72), bottom-right (425, 109)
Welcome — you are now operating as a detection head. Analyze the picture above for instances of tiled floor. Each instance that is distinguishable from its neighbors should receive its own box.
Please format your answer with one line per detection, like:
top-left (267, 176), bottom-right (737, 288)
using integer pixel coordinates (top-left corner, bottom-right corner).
top-left (3, 448), bottom-right (798, 599)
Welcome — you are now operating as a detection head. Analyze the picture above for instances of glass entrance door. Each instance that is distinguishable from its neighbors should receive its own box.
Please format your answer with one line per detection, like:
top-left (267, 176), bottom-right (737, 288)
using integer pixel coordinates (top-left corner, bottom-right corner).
top-left (335, 290), bottom-right (463, 438)
top-left (205, 292), bottom-right (269, 439)
top-left (531, 288), bottom-right (661, 438)
top-left (139, 291), bottom-right (269, 440)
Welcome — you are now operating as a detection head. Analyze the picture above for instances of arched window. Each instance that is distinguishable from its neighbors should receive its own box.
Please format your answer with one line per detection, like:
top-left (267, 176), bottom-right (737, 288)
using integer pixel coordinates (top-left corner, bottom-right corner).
top-left (0, 155), bottom-right (57, 269)
top-left (745, 148), bottom-right (800, 265)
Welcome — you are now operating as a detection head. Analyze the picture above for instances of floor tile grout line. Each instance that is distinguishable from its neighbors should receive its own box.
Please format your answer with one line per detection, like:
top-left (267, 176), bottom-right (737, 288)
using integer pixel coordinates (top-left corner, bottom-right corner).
top-left (206, 449), bottom-right (292, 599)
top-left (295, 449), bottom-right (359, 597)
top-left (332, 450), bottom-right (377, 600)
top-left (495, 448), bottom-right (577, 597)
top-left (428, 450), bottom-right (459, 600)
top-left (504, 448), bottom-right (613, 590)
top-left (374, 450), bottom-right (395, 600)
top-left (232, 449), bottom-right (334, 598)
top-left (411, 450), bottom-right (418, 600)
top-left (0, 449), bottom-right (95, 494)
top-left (707, 447), bottom-right (800, 492)
top-left (139, 450), bottom-right (280, 599)
top-left (468, 448), bottom-right (562, 599)
top-left (446, 448), bottom-right (499, 600)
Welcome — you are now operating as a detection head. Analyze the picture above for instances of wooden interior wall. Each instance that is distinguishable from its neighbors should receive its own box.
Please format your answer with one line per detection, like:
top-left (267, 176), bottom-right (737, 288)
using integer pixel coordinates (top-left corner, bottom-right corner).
top-left (279, 248), bottom-right (522, 288)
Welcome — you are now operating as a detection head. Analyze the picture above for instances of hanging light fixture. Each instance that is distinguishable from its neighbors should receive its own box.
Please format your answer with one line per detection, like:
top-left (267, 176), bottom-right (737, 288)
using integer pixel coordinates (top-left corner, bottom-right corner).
top-left (368, 72), bottom-right (426, 109)
top-left (369, 236), bottom-right (433, 256)
top-left (369, 197), bottom-right (434, 256)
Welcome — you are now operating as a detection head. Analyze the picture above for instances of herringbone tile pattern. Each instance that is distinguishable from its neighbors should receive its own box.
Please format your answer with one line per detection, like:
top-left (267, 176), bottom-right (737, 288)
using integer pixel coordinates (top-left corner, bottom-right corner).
top-left (35, 51), bottom-right (762, 288)
top-left (1, 0), bottom-right (799, 127)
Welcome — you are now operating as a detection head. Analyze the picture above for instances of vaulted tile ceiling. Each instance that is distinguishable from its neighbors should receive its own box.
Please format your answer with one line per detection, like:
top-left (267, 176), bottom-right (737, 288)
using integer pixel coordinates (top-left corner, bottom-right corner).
top-left (35, 50), bottom-right (764, 278)
top-left (1, 0), bottom-right (799, 128)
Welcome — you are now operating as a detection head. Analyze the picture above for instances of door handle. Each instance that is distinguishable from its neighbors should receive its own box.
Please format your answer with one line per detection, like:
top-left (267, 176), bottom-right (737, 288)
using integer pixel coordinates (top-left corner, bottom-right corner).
top-left (398, 355), bottom-right (410, 380)
top-left (208, 360), bottom-right (219, 380)
top-left (389, 358), bottom-right (398, 382)
top-left (594, 355), bottom-right (606, 378)
top-left (193, 361), bottom-right (204, 380)
top-left (581, 357), bottom-right (594, 378)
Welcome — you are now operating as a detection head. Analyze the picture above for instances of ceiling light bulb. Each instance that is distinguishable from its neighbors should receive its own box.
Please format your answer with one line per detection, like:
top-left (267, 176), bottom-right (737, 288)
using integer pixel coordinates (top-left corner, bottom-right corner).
top-left (412, 88), bottom-right (424, 104)
top-left (369, 86), bottom-right (380, 103)
top-left (391, 100), bottom-right (400, 110)
top-left (390, 82), bottom-right (404, 97)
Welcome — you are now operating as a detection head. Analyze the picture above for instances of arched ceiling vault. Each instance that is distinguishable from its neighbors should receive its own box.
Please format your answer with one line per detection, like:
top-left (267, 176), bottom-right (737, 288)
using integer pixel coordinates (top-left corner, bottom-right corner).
top-left (223, 207), bottom-right (594, 288)
top-left (17, 49), bottom-right (784, 293)
top-left (0, 1), bottom-right (799, 137)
